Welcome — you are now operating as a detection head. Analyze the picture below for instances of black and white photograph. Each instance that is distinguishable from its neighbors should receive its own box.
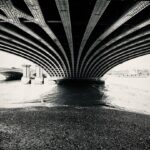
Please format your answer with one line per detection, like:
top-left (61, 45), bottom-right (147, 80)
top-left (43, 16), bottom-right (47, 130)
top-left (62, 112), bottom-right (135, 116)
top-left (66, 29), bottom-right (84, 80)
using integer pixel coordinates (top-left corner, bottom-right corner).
top-left (0, 0), bottom-right (150, 149)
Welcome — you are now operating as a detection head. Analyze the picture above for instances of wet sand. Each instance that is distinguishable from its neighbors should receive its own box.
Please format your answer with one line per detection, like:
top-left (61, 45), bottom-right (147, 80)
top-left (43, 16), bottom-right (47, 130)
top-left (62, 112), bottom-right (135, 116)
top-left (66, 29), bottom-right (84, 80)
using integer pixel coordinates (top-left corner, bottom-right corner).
top-left (0, 106), bottom-right (150, 150)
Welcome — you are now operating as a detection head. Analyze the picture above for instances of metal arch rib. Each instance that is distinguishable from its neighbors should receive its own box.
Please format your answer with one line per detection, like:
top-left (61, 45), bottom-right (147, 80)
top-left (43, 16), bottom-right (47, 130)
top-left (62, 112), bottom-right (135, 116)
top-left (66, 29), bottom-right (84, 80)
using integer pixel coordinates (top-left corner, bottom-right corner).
top-left (99, 30), bottom-right (150, 56)
top-left (98, 51), bottom-right (150, 77)
top-left (0, 42), bottom-right (59, 77)
top-left (81, 19), bottom-right (150, 77)
top-left (93, 46), bottom-right (150, 77)
top-left (100, 52), bottom-right (150, 77)
top-left (88, 1), bottom-right (150, 54)
top-left (17, 24), bottom-right (68, 76)
top-left (0, 46), bottom-right (55, 77)
top-left (79, 1), bottom-right (150, 76)
top-left (24, 0), bottom-right (71, 76)
top-left (0, 26), bottom-right (66, 76)
top-left (4, 23), bottom-right (67, 76)
top-left (0, 48), bottom-right (54, 77)
top-left (0, 42), bottom-right (59, 76)
top-left (98, 49), bottom-right (150, 77)
top-left (97, 49), bottom-right (150, 77)
top-left (76, 0), bottom-right (110, 75)
top-left (0, 46), bottom-right (56, 76)
top-left (92, 44), bottom-right (150, 77)
top-left (0, 0), bottom-right (70, 76)
top-left (89, 41), bottom-right (150, 77)
top-left (85, 35), bottom-right (150, 77)
top-left (92, 19), bottom-right (150, 55)
top-left (55, 0), bottom-right (74, 76)
top-left (0, 35), bottom-right (63, 76)
top-left (0, 34), bottom-right (61, 76)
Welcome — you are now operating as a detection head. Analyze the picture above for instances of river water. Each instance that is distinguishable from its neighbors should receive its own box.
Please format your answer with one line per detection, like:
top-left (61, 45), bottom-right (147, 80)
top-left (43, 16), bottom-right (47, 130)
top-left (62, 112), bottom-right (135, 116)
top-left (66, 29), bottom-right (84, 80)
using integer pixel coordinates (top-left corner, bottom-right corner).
top-left (0, 76), bottom-right (150, 115)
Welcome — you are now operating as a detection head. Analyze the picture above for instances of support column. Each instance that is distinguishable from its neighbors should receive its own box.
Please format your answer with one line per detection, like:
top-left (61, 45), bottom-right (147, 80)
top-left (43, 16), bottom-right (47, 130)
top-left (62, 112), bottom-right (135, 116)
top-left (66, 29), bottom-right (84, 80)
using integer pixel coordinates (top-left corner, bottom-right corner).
top-left (21, 65), bottom-right (31, 84)
top-left (33, 65), bottom-right (44, 84)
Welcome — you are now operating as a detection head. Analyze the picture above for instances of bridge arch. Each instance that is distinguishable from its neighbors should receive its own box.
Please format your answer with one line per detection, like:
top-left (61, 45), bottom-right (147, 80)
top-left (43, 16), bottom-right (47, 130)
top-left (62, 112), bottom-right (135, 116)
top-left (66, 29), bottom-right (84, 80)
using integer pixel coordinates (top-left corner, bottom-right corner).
top-left (97, 52), bottom-right (150, 77)
top-left (0, 0), bottom-right (149, 79)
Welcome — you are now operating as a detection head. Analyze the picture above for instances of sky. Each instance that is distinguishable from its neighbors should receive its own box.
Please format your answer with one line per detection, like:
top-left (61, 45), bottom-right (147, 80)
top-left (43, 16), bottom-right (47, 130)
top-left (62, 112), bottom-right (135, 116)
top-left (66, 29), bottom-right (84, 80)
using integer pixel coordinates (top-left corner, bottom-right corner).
top-left (0, 51), bottom-right (34, 68)
top-left (113, 54), bottom-right (150, 70)
top-left (0, 51), bottom-right (149, 70)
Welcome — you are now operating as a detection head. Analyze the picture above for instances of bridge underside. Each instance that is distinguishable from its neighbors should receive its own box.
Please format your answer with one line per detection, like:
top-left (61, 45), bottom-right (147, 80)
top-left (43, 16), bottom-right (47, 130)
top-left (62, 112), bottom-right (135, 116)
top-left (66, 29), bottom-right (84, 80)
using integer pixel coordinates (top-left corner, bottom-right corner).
top-left (0, 71), bottom-right (23, 81)
top-left (0, 0), bottom-right (150, 79)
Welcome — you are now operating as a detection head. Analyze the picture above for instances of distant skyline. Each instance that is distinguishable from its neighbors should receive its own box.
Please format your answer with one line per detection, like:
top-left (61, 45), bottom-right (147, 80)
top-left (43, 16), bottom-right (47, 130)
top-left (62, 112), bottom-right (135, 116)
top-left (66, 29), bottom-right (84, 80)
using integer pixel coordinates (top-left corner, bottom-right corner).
top-left (0, 51), bottom-right (149, 70)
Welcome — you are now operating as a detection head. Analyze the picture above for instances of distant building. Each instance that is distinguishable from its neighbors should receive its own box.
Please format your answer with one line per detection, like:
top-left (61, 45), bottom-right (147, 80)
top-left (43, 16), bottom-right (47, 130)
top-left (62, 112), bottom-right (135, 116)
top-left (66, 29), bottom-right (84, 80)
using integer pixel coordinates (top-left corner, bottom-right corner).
top-left (107, 69), bottom-right (150, 77)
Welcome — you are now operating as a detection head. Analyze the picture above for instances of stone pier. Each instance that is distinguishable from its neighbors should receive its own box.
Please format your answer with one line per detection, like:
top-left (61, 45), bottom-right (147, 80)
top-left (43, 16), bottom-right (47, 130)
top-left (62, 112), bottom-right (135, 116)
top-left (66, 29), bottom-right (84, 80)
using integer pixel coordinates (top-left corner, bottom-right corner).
top-left (33, 65), bottom-right (44, 84)
top-left (21, 65), bottom-right (31, 84)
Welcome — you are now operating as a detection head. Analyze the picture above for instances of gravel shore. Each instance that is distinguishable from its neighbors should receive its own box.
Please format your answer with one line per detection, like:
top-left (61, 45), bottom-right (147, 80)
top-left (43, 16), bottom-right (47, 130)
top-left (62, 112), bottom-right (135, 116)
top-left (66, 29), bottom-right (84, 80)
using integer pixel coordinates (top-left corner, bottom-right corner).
top-left (0, 106), bottom-right (150, 150)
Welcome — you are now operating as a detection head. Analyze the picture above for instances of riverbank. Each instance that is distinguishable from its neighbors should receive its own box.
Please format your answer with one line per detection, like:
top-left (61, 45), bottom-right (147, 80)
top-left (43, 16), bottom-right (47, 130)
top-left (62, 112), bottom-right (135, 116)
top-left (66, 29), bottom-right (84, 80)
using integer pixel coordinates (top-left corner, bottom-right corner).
top-left (0, 106), bottom-right (150, 150)
top-left (105, 76), bottom-right (150, 114)
top-left (0, 78), bottom-right (150, 114)
top-left (0, 78), bottom-right (150, 149)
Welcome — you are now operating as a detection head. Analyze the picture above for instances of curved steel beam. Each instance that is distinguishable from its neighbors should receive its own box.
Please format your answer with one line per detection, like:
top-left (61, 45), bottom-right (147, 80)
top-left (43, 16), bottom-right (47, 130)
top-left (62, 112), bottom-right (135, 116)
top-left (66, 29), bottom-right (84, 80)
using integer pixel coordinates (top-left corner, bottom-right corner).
top-left (82, 28), bottom-right (150, 76)
top-left (90, 44), bottom-right (150, 77)
top-left (94, 19), bottom-right (150, 54)
top-left (0, 43), bottom-right (59, 76)
top-left (55, 0), bottom-right (74, 76)
top-left (85, 36), bottom-right (150, 76)
top-left (0, 38), bottom-right (62, 76)
top-left (0, 0), bottom-right (70, 75)
top-left (79, 1), bottom-right (150, 76)
top-left (76, 0), bottom-right (110, 75)
top-left (99, 50), bottom-right (150, 77)
top-left (24, 0), bottom-right (71, 76)
top-left (87, 1), bottom-right (150, 55)
top-left (0, 34), bottom-right (65, 76)
top-left (94, 46), bottom-right (150, 77)
top-left (98, 51), bottom-right (150, 77)
top-left (0, 48), bottom-right (55, 76)
top-left (0, 25), bottom-right (67, 75)
top-left (2, 24), bottom-right (69, 75)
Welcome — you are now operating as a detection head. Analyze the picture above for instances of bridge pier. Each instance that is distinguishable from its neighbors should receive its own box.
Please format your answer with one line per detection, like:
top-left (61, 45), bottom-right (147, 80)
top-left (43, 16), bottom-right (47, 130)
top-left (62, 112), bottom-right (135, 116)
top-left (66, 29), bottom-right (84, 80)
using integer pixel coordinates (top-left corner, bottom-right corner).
top-left (55, 78), bottom-right (105, 86)
top-left (21, 65), bottom-right (31, 84)
top-left (32, 65), bottom-right (44, 84)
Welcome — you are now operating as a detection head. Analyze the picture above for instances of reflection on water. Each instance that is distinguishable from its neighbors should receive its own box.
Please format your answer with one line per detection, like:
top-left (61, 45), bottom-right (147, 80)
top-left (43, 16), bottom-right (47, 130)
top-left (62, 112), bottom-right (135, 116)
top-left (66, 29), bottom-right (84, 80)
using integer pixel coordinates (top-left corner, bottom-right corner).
top-left (40, 84), bottom-right (107, 107)
top-left (0, 77), bottom-right (150, 114)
